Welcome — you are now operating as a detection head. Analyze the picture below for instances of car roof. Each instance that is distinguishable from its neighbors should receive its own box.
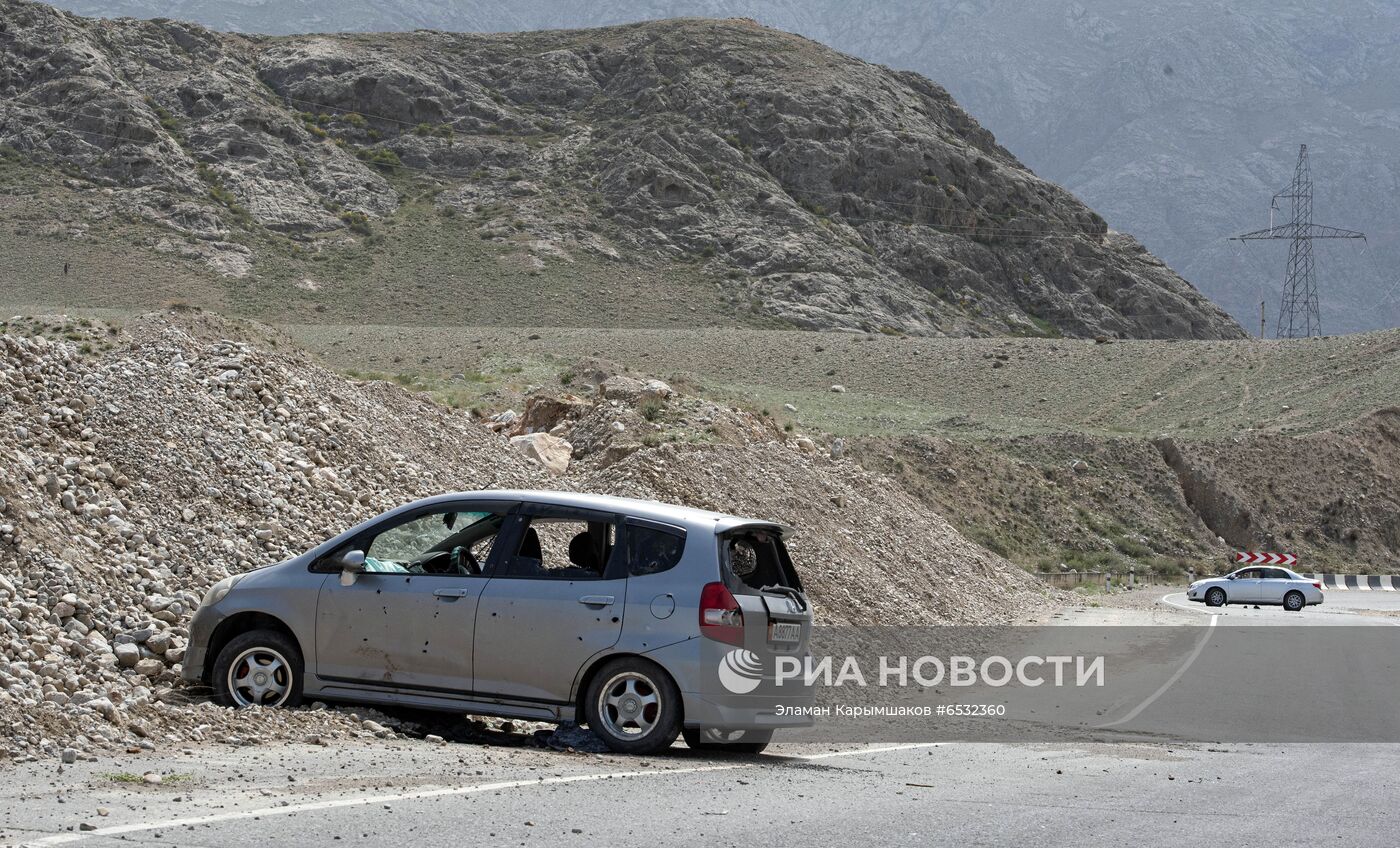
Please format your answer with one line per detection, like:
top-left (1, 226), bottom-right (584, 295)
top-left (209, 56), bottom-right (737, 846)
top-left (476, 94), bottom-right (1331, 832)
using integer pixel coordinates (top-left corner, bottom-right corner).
top-left (402, 489), bottom-right (793, 536)
top-left (1229, 566), bottom-right (1302, 577)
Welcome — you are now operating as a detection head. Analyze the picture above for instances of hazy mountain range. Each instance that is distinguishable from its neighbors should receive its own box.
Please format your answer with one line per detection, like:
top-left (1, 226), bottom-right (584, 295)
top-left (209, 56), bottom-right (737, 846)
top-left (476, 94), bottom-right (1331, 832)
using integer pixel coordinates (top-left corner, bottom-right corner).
top-left (42, 0), bottom-right (1400, 334)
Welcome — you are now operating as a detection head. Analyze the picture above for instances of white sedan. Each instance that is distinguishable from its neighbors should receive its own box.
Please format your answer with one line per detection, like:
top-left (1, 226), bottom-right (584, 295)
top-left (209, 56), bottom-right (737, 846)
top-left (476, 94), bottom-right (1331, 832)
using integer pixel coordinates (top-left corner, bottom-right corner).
top-left (1186, 566), bottom-right (1323, 611)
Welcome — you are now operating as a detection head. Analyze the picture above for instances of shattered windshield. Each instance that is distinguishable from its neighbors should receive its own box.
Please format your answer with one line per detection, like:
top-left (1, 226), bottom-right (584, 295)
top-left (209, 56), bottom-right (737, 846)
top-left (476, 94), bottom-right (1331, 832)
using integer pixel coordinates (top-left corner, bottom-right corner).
top-left (366, 510), bottom-right (493, 571)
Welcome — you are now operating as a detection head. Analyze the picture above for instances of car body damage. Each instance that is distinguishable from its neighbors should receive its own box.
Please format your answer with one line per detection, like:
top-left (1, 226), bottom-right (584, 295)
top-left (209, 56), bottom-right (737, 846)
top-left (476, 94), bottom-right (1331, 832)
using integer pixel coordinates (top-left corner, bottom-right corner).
top-left (183, 489), bottom-right (816, 753)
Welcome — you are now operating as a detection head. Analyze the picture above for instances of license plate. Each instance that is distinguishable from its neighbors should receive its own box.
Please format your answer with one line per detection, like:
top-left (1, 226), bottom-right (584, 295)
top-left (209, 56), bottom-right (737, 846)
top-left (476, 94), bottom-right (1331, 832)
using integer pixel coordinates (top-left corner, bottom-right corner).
top-left (768, 621), bottom-right (802, 643)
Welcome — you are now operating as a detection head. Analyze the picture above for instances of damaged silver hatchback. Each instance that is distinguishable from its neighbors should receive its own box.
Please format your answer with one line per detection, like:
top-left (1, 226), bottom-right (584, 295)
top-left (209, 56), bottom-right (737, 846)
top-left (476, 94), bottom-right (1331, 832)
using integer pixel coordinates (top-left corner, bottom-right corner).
top-left (183, 490), bottom-right (815, 754)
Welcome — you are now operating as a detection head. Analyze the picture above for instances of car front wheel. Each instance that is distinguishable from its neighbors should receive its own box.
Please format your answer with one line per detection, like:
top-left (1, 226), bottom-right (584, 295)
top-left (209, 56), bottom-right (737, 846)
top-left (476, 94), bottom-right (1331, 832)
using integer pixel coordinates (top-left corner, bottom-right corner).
top-left (1205, 587), bottom-right (1226, 607)
top-left (682, 727), bottom-right (772, 755)
top-left (212, 629), bottom-right (304, 709)
top-left (584, 657), bottom-right (681, 754)
top-left (1284, 591), bottom-right (1305, 612)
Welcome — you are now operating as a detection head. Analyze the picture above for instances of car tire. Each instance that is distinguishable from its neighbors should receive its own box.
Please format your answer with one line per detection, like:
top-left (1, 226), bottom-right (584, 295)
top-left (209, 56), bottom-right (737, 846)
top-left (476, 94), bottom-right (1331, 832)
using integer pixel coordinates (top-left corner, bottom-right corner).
top-left (584, 657), bottom-right (681, 755)
top-left (1205, 587), bottom-right (1226, 607)
top-left (682, 727), bottom-right (772, 755)
top-left (212, 629), bottom-right (304, 709)
top-left (1284, 591), bottom-right (1305, 612)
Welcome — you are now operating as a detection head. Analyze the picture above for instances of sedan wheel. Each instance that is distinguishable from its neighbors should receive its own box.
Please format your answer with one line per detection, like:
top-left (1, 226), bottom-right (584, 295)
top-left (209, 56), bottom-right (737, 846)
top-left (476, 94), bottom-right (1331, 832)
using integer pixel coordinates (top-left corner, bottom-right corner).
top-left (213, 629), bottom-right (304, 709)
top-left (584, 657), bottom-right (681, 754)
top-left (1205, 587), bottom-right (1226, 607)
top-left (1284, 591), bottom-right (1305, 612)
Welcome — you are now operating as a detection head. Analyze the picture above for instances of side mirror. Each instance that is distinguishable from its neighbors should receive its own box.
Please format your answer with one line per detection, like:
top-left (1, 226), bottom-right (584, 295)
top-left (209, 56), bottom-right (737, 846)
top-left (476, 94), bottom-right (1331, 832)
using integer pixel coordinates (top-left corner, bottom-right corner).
top-left (336, 549), bottom-right (367, 586)
top-left (1226, 574), bottom-right (1237, 580)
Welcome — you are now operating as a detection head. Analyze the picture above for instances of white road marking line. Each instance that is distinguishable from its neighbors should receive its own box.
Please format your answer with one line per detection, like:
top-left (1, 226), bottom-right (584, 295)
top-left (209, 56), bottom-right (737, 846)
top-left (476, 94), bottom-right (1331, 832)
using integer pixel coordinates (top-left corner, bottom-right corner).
top-left (1097, 614), bottom-right (1218, 729)
top-left (791, 742), bottom-right (944, 760)
top-left (19, 743), bottom-right (942, 846)
top-left (1158, 592), bottom-right (1214, 616)
top-left (21, 764), bottom-right (745, 846)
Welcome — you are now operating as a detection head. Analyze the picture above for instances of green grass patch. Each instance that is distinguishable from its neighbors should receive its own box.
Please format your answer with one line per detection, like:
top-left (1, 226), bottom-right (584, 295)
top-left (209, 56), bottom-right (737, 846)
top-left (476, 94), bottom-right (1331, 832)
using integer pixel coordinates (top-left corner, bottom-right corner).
top-left (103, 772), bottom-right (193, 785)
top-left (355, 146), bottom-right (403, 171)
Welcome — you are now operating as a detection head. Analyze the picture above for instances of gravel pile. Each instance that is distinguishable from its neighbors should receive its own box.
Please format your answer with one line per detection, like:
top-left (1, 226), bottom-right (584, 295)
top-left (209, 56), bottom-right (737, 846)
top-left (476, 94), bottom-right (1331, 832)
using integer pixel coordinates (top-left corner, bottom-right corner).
top-left (580, 443), bottom-right (1052, 626)
top-left (0, 313), bottom-right (1049, 762)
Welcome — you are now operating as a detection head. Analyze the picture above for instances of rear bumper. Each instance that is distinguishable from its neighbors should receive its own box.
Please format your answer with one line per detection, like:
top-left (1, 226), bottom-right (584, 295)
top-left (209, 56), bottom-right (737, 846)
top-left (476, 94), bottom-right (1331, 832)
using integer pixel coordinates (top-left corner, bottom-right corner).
top-left (642, 636), bottom-right (815, 732)
top-left (680, 689), bottom-right (817, 731)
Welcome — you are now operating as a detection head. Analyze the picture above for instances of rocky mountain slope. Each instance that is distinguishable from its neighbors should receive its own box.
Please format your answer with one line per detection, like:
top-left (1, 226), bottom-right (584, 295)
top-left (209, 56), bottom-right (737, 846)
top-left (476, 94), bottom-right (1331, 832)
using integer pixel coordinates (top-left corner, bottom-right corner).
top-left (52, 0), bottom-right (1399, 336)
top-left (0, 0), bottom-right (1242, 339)
top-left (0, 310), bottom-right (1048, 758)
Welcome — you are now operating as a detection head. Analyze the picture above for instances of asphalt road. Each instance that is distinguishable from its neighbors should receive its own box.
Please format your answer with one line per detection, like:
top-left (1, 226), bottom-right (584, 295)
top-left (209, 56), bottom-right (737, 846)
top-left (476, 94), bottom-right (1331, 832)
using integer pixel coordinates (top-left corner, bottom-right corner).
top-left (3, 593), bottom-right (1397, 848)
top-left (3, 739), bottom-right (1398, 848)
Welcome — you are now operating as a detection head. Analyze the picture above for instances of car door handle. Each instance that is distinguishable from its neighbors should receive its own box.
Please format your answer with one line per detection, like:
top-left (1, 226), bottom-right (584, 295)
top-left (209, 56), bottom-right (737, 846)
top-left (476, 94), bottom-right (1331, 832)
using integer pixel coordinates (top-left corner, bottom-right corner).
top-left (578, 595), bottom-right (615, 606)
top-left (434, 587), bottom-right (470, 599)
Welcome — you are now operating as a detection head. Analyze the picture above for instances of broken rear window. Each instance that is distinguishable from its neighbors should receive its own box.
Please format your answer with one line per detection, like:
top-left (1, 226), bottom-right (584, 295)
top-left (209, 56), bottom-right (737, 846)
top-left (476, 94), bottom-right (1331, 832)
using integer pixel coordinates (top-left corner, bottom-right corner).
top-left (723, 530), bottom-right (802, 593)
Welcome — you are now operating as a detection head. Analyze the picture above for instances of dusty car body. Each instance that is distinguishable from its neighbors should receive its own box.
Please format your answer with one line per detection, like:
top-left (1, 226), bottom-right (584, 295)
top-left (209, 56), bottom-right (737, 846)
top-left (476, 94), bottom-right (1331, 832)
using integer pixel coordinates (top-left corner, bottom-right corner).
top-left (1186, 566), bottom-right (1324, 610)
top-left (183, 490), bottom-right (815, 753)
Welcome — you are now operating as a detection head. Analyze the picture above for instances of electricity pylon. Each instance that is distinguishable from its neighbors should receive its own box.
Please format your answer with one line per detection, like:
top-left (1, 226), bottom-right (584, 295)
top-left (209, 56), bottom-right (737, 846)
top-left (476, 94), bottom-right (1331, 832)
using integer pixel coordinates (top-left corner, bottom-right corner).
top-left (1230, 144), bottom-right (1365, 338)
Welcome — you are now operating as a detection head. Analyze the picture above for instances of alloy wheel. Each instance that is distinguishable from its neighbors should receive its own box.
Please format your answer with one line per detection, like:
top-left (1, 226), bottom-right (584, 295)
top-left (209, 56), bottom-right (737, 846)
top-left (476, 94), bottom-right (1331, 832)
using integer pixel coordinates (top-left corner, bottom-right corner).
top-left (226, 646), bottom-right (293, 707)
top-left (597, 672), bottom-right (661, 739)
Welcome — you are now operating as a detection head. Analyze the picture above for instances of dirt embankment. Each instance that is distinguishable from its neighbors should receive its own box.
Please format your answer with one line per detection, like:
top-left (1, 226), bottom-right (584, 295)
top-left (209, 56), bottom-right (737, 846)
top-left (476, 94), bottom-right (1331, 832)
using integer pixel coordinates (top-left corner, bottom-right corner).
top-left (852, 413), bottom-right (1400, 576)
top-left (1158, 411), bottom-right (1400, 571)
top-left (0, 312), bottom-right (1048, 761)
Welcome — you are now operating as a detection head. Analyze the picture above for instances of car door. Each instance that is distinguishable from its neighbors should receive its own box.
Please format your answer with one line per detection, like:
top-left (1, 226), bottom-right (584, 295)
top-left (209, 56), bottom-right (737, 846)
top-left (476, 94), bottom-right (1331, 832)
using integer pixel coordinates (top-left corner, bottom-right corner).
top-left (1256, 567), bottom-right (1290, 604)
top-left (313, 503), bottom-right (508, 692)
top-left (471, 504), bottom-right (627, 704)
top-left (1229, 568), bottom-right (1262, 602)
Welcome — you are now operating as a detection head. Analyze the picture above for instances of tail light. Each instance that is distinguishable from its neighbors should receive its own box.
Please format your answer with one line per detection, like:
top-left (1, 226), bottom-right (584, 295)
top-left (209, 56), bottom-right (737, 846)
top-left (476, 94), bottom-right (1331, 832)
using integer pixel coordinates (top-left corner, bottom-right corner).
top-left (700, 582), bottom-right (744, 645)
top-left (1313, 582), bottom-right (1322, 590)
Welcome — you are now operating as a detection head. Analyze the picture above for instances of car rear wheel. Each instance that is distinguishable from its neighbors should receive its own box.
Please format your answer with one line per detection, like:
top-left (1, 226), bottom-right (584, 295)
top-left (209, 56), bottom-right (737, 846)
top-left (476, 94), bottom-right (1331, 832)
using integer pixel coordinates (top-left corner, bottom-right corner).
top-left (212, 629), bottom-right (304, 709)
top-left (1284, 590), bottom-right (1305, 611)
top-left (682, 727), bottom-right (772, 755)
top-left (584, 657), bottom-right (681, 754)
top-left (1205, 587), bottom-right (1226, 607)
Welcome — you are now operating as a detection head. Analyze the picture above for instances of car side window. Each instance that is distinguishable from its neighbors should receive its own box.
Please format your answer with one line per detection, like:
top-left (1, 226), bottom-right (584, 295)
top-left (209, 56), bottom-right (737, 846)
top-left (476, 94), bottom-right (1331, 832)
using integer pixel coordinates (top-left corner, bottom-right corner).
top-left (361, 508), bottom-right (505, 577)
top-left (628, 524), bottom-right (686, 576)
top-left (502, 516), bottom-right (619, 580)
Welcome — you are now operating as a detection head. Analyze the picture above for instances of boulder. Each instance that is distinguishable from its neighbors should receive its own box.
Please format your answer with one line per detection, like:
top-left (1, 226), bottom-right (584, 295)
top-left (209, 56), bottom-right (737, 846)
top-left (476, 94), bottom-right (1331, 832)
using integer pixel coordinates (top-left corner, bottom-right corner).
top-left (640, 379), bottom-right (673, 402)
top-left (145, 630), bottom-right (173, 655)
top-left (114, 643), bottom-right (141, 669)
top-left (600, 375), bottom-right (646, 401)
top-left (509, 433), bottom-right (573, 476)
top-left (134, 658), bottom-right (165, 678)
